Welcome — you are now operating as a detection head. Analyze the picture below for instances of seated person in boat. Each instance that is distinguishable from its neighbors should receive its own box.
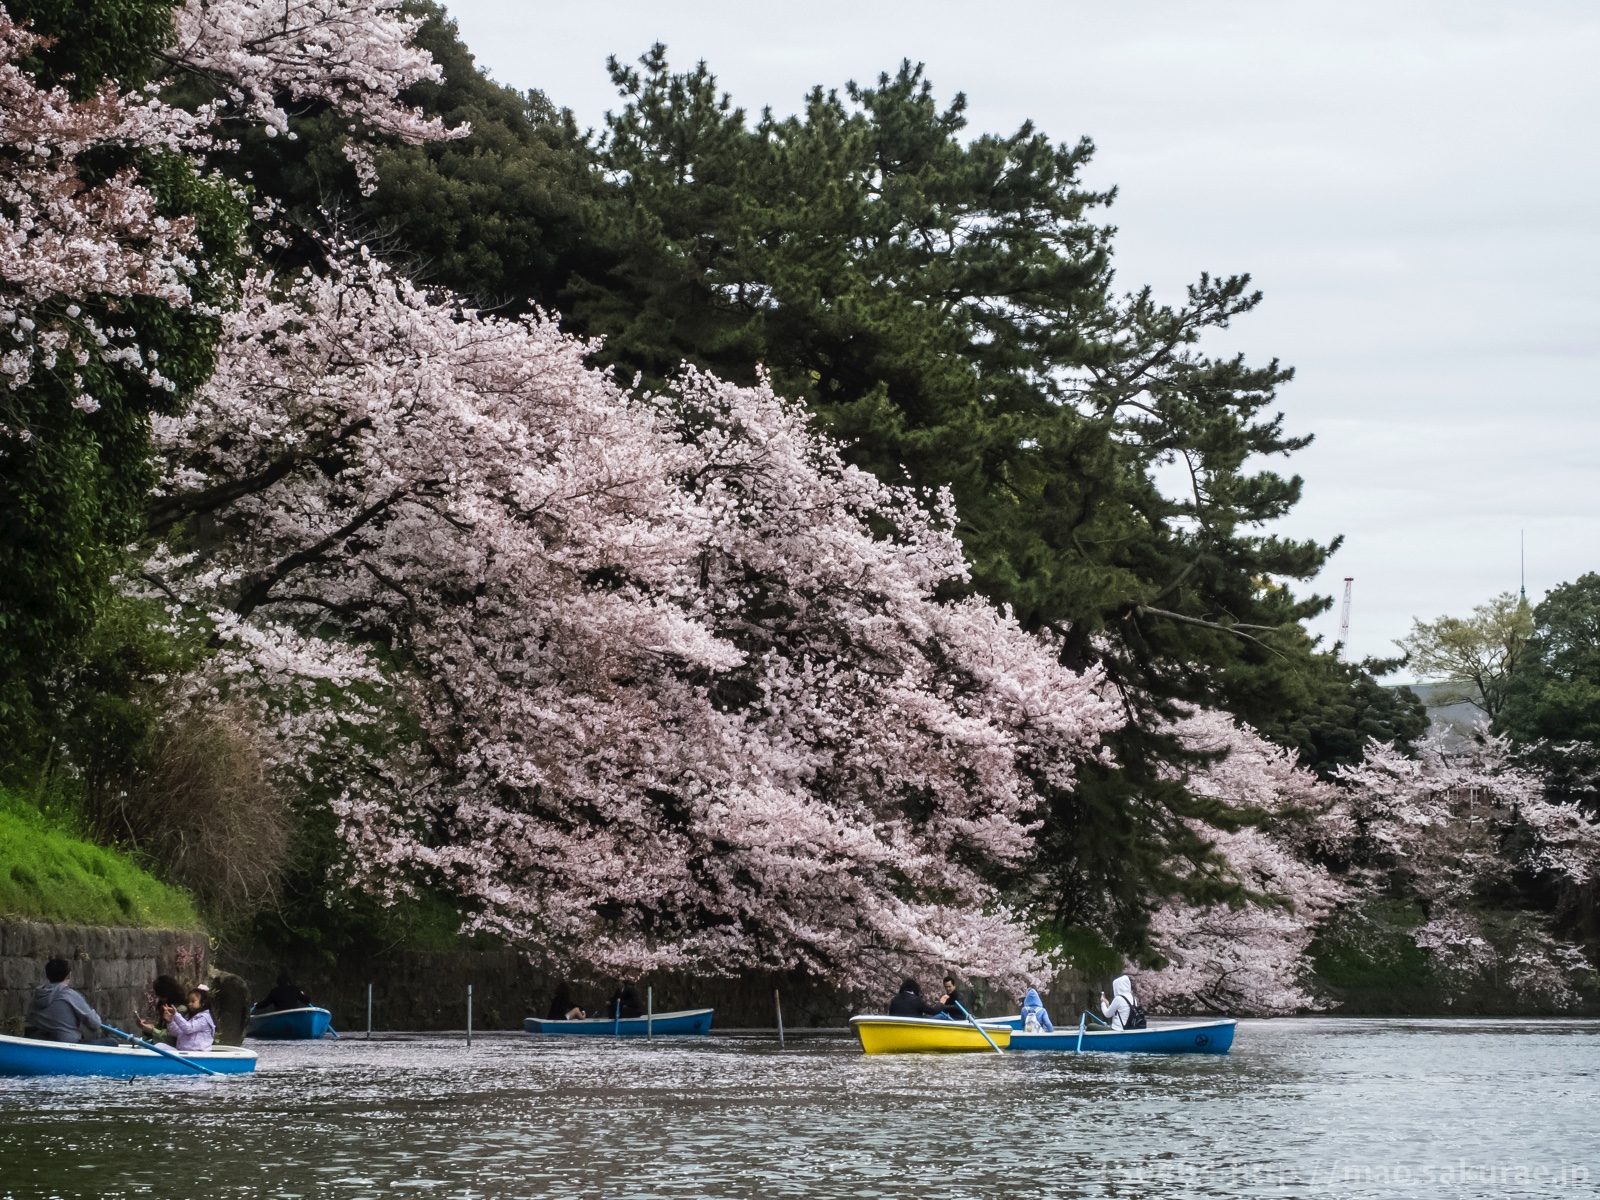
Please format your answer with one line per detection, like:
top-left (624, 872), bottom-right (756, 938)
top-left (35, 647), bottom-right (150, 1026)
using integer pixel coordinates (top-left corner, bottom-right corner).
top-left (887, 978), bottom-right (945, 1017)
top-left (254, 971), bottom-right (311, 1013)
top-left (546, 982), bottom-right (586, 1021)
top-left (605, 984), bottom-right (644, 1019)
top-left (1020, 988), bottom-right (1055, 1032)
top-left (1099, 975), bottom-right (1142, 1030)
top-left (135, 974), bottom-right (190, 1043)
top-left (24, 958), bottom-right (117, 1044)
top-left (936, 974), bottom-right (970, 1018)
top-left (163, 987), bottom-right (216, 1052)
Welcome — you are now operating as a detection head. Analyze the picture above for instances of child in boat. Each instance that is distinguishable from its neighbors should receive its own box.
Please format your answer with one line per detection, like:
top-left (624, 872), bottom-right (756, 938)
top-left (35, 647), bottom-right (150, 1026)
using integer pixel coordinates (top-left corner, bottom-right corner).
top-left (165, 988), bottom-right (216, 1052)
top-left (1020, 988), bottom-right (1054, 1033)
top-left (1099, 975), bottom-right (1137, 1030)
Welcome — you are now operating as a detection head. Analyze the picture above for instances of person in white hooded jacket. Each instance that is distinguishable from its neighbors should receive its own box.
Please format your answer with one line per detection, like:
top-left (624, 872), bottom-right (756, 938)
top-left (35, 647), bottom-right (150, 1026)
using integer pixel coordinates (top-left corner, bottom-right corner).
top-left (1099, 975), bottom-right (1137, 1030)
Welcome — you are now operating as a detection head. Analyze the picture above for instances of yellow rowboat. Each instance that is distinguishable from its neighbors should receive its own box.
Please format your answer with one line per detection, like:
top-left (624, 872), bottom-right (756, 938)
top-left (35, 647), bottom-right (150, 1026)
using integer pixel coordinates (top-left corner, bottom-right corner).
top-left (850, 1015), bottom-right (1013, 1055)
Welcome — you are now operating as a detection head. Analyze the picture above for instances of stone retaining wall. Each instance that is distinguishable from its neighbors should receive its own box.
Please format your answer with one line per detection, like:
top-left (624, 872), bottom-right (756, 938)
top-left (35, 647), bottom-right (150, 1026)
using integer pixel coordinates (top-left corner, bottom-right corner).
top-left (220, 938), bottom-right (1091, 1032)
top-left (0, 921), bottom-right (210, 1037)
top-left (0, 917), bottom-right (1098, 1036)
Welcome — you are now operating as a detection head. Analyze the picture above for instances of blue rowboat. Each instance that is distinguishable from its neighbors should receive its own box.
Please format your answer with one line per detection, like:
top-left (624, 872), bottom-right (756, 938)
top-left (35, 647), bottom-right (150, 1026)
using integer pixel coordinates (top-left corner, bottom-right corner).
top-left (1005, 1016), bottom-right (1236, 1054)
top-left (246, 1005), bottom-right (334, 1040)
top-left (0, 1032), bottom-right (258, 1077)
top-left (523, 1007), bottom-right (713, 1037)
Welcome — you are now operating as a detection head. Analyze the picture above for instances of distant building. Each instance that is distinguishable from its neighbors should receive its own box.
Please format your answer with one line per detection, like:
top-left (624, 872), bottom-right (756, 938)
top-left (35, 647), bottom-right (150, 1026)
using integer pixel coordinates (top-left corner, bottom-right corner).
top-left (1405, 681), bottom-right (1487, 740)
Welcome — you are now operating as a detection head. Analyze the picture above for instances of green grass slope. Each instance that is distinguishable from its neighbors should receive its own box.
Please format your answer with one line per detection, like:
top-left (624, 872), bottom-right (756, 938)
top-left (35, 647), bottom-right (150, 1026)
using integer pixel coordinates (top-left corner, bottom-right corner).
top-left (0, 792), bottom-right (199, 929)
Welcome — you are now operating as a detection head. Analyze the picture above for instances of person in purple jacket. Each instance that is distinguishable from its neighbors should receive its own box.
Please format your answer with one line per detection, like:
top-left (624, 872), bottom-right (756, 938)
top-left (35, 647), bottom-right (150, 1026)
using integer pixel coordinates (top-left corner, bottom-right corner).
top-left (163, 987), bottom-right (216, 1052)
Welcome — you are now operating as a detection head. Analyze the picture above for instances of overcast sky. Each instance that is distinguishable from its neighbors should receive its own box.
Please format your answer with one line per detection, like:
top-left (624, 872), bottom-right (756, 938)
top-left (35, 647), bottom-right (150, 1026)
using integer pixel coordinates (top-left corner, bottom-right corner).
top-left (441, 0), bottom-right (1599, 671)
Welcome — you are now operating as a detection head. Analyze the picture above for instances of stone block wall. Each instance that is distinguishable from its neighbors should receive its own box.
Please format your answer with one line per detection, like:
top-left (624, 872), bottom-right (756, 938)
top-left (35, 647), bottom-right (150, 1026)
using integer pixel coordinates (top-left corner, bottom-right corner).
top-left (0, 921), bottom-right (210, 1037)
top-left (219, 939), bottom-right (1089, 1032)
top-left (0, 916), bottom-right (1098, 1035)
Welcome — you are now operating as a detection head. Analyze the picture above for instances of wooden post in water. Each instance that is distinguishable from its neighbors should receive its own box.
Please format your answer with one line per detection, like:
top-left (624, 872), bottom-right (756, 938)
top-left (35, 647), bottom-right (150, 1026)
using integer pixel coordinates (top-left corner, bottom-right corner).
top-left (467, 984), bottom-right (473, 1048)
top-left (774, 988), bottom-right (785, 1049)
top-left (647, 986), bottom-right (653, 1039)
top-left (366, 983), bottom-right (373, 1040)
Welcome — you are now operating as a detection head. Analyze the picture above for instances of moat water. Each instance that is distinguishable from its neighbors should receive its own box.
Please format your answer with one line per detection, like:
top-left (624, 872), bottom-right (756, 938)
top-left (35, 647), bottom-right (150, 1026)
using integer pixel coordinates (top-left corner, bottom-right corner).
top-left (1, 1018), bottom-right (1596, 1199)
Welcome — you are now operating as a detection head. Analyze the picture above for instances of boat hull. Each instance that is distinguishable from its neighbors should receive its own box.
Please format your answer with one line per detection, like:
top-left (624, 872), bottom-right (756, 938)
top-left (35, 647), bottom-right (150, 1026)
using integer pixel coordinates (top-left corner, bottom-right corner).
top-left (523, 1007), bottom-right (713, 1037)
top-left (0, 1032), bottom-right (258, 1077)
top-left (245, 1006), bottom-right (334, 1040)
top-left (1009, 1018), bottom-right (1236, 1054)
top-left (850, 1015), bottom-right (1013, 1055)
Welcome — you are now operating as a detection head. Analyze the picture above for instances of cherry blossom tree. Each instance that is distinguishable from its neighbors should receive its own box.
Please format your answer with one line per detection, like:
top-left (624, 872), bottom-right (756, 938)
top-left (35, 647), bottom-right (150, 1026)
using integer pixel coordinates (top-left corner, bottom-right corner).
top-left (142, 252), bottom-right (1122, 989)
top-left (0, 8), bottom-right (210, 427)
top-left (1, 0), bottom-right (465, 442)
top-left (1, 0), bottom-right (465, 742)
top-left (165, 0), bottom-right (467, 189)
top-left (1335, 731), bottom-right (1600, 1007)
top-left (1133, 710), bottom-right (1349, 1015)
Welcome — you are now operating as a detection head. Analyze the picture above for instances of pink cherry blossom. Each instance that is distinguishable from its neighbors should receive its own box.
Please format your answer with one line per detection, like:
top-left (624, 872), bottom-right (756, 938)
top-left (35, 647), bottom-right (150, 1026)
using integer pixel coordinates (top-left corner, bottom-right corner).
top-left (143, 251), bottom-right (1122, 989)
top-left (1133, 710), bottom-right (1348, 1016)
top-left (167, 0), bottom-right (467, 189)
top-left (1333, 730), bottom-right (1600, 1007)
top-left (0, 9), bottom-right (207, 421)
top-left (1, 0), bottom-right (462, 442)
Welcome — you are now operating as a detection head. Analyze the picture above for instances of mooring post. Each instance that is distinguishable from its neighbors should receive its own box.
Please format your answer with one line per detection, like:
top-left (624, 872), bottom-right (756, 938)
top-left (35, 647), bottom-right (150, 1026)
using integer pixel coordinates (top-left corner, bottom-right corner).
top-left (366, 982), bottom-right (373, 1040)
top-left (647, 986), bottom-right (653, 1039)
top-left (775, 988), bottom-right (785, 1049)
top-left (467, 983), bottom-right (473, 1048)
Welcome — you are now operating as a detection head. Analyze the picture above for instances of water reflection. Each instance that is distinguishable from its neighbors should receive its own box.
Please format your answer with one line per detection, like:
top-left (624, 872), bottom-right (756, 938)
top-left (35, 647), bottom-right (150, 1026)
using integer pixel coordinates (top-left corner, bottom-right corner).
top-left (1, 1019), bottom-right (1596, 1199)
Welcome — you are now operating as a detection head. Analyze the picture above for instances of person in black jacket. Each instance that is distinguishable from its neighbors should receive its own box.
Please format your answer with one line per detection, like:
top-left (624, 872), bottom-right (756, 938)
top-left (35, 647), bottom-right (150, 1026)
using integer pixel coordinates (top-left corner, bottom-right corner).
top-left (255, 971), bottom-right (311, 1013)
top-left (605, 984), bottom-right (644, 1019)
top-left (546, 982), bottom-right (586, 1021)
top-left (887, 978), bottom-right (945, 1017)
top-left (937, 975), bottom-right (969, 1018)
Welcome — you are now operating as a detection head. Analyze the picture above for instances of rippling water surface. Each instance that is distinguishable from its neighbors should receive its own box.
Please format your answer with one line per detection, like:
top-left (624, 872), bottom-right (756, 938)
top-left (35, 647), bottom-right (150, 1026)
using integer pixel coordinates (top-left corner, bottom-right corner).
top-left (2, 1019), bottom-right (1597, 1199)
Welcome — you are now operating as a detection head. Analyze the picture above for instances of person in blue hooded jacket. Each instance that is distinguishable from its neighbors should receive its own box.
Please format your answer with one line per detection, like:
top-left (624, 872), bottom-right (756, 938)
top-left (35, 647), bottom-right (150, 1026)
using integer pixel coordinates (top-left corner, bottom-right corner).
top-left (1019, 988), bottom-right (1054, 1033)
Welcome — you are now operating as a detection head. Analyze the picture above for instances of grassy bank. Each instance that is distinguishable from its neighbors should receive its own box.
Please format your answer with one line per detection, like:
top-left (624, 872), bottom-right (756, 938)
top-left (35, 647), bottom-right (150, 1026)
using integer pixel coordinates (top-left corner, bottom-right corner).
top-left (0, 790), bottom-right (199, 929)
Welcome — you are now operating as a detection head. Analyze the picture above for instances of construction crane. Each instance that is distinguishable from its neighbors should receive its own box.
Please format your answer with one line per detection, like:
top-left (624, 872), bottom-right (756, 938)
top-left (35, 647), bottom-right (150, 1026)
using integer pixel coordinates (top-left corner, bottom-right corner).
top-left (1338, 578), bottom-right (1353, 660)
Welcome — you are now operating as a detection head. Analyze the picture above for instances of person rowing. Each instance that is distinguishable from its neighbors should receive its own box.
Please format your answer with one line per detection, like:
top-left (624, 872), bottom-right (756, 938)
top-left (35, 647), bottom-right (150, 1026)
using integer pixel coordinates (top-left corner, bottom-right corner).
top-left (255, 971), bottom-right (311, 1013)
top-left (24, 958), bottom-right (117, 1045)
top-left (606, 983), bottom-right (644, 1019)
top-left (935, 974), bottom-right (969, 1019)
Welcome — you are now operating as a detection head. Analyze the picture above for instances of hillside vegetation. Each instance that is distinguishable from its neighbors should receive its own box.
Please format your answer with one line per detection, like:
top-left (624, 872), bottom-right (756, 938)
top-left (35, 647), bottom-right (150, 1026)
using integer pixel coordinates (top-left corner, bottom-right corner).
top-left (0, 791), bottom-right (198, 929)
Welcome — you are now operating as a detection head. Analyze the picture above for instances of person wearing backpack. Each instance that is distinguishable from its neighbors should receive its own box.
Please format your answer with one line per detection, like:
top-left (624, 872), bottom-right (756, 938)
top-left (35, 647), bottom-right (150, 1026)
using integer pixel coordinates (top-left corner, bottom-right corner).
top-left (1020, 988), bottom-right (1054, 1033)
top-left (1099, 975), bottom-right (1147, 1031)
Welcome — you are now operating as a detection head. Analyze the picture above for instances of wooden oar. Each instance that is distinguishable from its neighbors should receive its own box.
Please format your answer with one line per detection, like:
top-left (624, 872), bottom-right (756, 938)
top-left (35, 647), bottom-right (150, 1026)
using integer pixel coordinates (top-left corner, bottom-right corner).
top-left (952, 1000), bottom-right (1003, 1056)
top-left (102, 1024), bottom-right (219, 1076)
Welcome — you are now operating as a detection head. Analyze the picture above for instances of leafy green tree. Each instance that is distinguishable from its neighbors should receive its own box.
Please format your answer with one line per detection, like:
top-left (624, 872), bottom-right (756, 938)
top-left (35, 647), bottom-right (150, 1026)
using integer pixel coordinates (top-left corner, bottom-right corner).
top-left (218, 3), bottom-right (606, 312)
top-left (1399, 592), bottom-right (1534, 720)
top-left (1262, 656), bottom-right (1427, 778)
top-left (1500, 575), bottom-right (1600, 745)
top-left (568, 49), bottom-right (1368, 941)
top-left (181, 26), bottom-right (1420, 950)
top-left (1498, 575), bottom-right (1600, 813)
top-left (0, 0), bottom-right (244, 766)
